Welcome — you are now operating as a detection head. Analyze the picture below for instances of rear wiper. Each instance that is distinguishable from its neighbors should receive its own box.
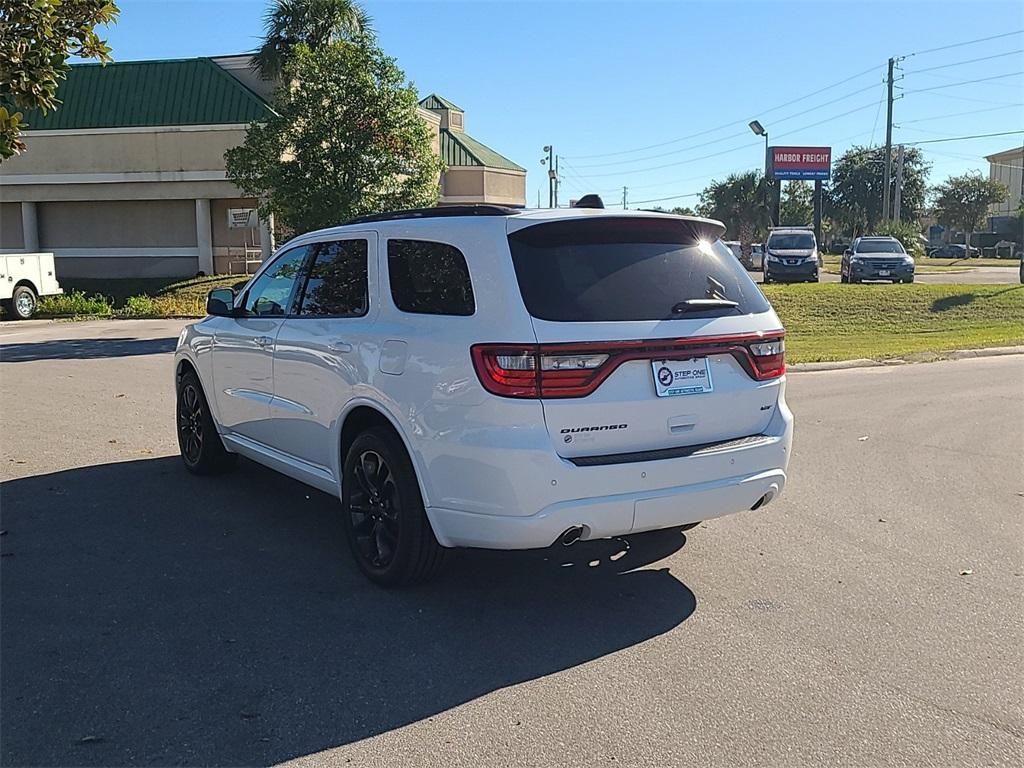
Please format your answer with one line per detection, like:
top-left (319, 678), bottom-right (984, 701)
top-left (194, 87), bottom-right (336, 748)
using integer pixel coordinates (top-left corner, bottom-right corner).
top-left (671, 298), bottom-right (740, 314)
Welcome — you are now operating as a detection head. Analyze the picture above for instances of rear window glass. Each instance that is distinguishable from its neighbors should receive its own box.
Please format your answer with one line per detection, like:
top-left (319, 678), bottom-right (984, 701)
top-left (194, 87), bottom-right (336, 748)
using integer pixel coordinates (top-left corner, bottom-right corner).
top-left (856, 240), bottom-right (905, 253)
top-left (767, 233), bottom-right (815, 250)
top-left (507, 217), bottom-right (770, 322)
top-left (388, 239), bottom-right (475, 316)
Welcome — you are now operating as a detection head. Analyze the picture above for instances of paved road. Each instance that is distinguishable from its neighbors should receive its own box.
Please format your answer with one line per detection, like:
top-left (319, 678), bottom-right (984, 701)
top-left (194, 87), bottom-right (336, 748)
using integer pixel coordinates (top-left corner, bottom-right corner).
top-left (2, 320), bottom-right (1022, 768)
top-left (751, 265), bottom-right (1020, 285)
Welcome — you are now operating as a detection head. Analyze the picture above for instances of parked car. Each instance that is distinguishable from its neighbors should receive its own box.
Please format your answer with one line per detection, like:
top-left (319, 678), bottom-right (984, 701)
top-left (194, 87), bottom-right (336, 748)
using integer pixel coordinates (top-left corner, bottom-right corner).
top-left (749, 244), bottom-right (764, 270)
top-left (724, 240), bottom-right (743, 262)
top-left (0, 252), bottom-right (63, 319)
top-left (174, 205), bottom-right (793, 586)
top-left (930, 243), bottom-right (979, 259)
top-left (841, 236), bottom-right (915, 284)
top-left (763, 227), bottom-right (819, 283)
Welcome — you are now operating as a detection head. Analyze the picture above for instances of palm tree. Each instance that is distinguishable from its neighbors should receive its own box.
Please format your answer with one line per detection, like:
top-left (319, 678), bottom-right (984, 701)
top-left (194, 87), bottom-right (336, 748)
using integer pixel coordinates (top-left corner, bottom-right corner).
top-left (698, 171), bottom-right (771, 264)
top-left (254, 0), bottom-right (373, 80)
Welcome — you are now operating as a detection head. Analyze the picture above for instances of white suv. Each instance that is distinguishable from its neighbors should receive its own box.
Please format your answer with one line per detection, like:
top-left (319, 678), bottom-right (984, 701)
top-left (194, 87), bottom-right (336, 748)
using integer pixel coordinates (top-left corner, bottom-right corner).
top-left (175, 205), bottom-right (793, 585)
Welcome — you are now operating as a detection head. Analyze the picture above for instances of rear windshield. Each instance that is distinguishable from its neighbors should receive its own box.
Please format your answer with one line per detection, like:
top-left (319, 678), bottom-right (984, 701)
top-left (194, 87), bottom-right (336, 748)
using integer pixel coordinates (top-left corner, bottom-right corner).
top-left (767, 233), bottom-right (815, 250)
top-left (507, 217), bottom-right (770, 322)
top-left (856, 240), bottom-right (905, 254)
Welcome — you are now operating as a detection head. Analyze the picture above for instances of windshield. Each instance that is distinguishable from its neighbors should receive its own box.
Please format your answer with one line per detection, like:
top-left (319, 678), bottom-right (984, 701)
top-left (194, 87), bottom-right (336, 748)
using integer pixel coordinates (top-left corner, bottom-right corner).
top-left (767, 233), bottom-right (815, 250)
top-left (507, 217), bottom-right (770, 322)
top-left (857, 240), bottom-right (905, 254)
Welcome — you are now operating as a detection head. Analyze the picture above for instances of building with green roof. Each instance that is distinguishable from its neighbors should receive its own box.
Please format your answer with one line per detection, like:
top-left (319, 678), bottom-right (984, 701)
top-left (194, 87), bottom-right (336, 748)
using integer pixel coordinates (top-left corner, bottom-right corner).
top-left (0, 59), bottom-right (525, 279)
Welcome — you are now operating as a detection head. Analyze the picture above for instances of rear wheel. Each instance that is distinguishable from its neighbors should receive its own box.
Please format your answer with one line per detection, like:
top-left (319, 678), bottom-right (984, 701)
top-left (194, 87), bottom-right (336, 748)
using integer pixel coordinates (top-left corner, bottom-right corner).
top-left (341, 427), bottom-right (447, 587)
top-left (3, 285), bottom-right (38, 320)
top-left (176, 370), bottom-right (237, 475)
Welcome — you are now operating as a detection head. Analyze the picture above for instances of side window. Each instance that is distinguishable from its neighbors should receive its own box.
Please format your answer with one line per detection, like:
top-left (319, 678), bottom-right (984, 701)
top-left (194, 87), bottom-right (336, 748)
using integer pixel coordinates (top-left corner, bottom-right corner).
top-left (243, 246), bottom-right (309, 317)
top-left (297, 239), bottom-right (369, 317)
top-left (388, 239), bottom-right (475, 316)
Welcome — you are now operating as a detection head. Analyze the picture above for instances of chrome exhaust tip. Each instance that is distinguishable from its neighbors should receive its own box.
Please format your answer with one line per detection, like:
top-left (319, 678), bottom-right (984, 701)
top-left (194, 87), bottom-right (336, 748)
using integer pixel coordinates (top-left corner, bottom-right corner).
top-left (559, 526), bottom-right (584, 547)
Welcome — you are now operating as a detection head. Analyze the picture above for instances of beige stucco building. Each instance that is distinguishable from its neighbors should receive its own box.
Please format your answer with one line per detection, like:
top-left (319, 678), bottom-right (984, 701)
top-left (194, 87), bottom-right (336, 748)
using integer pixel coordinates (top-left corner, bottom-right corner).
top-left (0, 56), bottom-right (525, 278)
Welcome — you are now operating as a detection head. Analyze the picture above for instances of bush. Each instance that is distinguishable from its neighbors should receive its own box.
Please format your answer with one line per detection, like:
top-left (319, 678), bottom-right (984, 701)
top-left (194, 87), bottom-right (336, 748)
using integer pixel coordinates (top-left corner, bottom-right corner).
top-left (119, 294), bottom-right (160, 317)
top-left (36, 290), bottom-right (112, 317)
top-left (869, 221), bottom-right (926, 259)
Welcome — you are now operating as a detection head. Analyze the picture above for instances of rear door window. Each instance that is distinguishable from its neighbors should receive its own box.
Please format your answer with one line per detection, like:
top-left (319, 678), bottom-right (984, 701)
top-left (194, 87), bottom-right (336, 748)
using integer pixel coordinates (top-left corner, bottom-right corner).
top-left (507, 217), bottom-right (770, 322)
top-left (387, 239), bottom-right (475, 316)
top-left (296, 239), bottom-right (369, 317)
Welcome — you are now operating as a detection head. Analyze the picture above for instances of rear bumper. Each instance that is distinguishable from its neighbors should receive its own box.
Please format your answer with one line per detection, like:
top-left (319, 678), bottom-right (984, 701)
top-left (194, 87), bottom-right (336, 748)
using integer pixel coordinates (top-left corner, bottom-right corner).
top-left (765, 260), bottom-right (817, 281)
top-left (426, 466), bottom-right (786, 549)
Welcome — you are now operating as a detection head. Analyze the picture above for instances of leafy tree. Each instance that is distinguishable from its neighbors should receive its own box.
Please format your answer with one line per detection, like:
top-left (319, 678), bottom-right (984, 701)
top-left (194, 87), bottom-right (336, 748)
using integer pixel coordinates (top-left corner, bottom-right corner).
top-left (226, 41), bottom-right (444, 233)
top-left (825, 145), bottom-right (929, 235)
top-left (698, 170), bottom-right (770, 262)
top-left (0, 0), bottom-right (119, 160)
top-left (254, 0), bottom-right (371, 79)
top-left (931, 172), bottom-right (1009, 235)
top-left (779, 181), bottom-right (813, 226)
top-left (671, 205), bottom-right (696, 216)
top-left (870, 220), bottom-right (926, 259)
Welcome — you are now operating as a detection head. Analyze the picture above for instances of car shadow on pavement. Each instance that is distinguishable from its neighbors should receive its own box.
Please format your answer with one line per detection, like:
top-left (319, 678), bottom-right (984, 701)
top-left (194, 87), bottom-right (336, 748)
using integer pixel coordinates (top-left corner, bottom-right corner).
top-left (0, 337), bottom-right (177, 363)
top-left (0, 457), bottom-right (696, 767)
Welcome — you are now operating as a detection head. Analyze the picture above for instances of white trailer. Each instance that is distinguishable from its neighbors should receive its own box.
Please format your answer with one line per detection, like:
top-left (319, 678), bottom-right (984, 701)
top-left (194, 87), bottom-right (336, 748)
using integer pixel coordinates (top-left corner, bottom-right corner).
top-left (1, 253), bottom-right (63, 320)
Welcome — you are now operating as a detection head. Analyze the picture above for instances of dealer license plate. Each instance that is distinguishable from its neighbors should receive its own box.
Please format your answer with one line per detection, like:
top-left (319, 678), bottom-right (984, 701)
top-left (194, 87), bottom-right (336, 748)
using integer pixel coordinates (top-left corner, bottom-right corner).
top-left (652, 358), bottom-right (714, 397)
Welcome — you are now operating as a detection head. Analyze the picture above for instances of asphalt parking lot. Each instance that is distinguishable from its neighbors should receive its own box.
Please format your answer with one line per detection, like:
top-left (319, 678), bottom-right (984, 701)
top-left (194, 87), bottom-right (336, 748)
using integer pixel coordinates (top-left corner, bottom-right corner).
top-left (1, 320), bottom-right (1022, 768)
top-left (752, 265), bottom-right (1020, 285)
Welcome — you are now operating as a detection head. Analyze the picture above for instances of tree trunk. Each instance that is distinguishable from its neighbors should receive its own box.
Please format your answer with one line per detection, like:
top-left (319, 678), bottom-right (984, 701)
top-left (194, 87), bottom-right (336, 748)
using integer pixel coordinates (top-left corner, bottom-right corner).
top-left (738, 221), bottom-right (753, 268)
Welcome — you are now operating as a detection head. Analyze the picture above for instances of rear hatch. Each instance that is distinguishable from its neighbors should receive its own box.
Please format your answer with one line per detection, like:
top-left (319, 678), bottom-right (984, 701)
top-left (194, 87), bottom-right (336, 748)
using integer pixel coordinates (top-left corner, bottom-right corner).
top-left (487, 215), bottom-right (785, 460)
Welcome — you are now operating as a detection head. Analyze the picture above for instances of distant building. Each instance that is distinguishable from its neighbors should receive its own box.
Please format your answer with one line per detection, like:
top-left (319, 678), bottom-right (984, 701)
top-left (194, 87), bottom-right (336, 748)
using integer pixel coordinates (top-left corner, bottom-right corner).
top-left (0, 57), bottom-right (525, 278)
top-left (985, 145), bottom-right (1023, 238)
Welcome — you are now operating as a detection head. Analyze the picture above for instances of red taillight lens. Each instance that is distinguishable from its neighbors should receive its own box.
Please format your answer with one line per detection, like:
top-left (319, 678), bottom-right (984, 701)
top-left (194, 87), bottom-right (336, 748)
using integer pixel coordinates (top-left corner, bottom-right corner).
top-left (748, 338), bottom-right (785, 380)
top-left (471, 332), bottom-right (785, 398)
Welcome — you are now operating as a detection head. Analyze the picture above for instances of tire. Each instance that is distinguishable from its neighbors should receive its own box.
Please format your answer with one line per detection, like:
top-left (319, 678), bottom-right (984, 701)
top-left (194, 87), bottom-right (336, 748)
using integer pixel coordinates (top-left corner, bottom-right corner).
top-left (341, 426), bottom-right (447, 587)
top-left (762, 271), bottom-right (771, 284)
top-left (905, 276), bottom-right (914, 283)
top-left (4, 285), bottom-right (38, 320)
top-left (176, 370), bottom-right (237, 475)
top-left (840, 271), bottom-right (848, 284)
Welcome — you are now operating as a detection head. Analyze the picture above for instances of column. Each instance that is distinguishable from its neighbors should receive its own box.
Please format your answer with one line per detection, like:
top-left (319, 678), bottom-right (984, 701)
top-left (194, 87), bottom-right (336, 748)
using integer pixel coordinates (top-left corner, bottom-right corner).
top-left (258, 212), bottom-right (275, 262)
top-left (195, 199), bottom-right (214, 275)
top-left (21, 201), bottom-right (39, 252)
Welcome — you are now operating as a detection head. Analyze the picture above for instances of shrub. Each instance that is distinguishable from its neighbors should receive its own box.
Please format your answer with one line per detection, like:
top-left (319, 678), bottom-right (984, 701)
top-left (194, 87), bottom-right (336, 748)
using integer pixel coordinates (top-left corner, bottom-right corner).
top-left (869, 221), bottom-right (926, 259)
top-left (36, 290), bottom-right (112, 317)
top-left (119, 294), bottom-right (160, 317)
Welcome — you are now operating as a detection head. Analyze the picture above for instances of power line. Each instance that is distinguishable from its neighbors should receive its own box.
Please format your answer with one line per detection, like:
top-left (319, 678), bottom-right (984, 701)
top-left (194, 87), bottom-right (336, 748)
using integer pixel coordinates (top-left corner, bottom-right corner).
top-left (896, 103), bottom-right (1023, 125)
top-left (909, 89), bottom-right (1024, 107)
top-left (902, 48), bottom-right (1024, 75)
top-left (561, 64), bottom-right (882, 160)
top-left (903, 71), bottom-right (1023, 94)
top-left (901, 130), bottom-right (1024, 146)
top-left (901, 30), bottom-right (1024, 58)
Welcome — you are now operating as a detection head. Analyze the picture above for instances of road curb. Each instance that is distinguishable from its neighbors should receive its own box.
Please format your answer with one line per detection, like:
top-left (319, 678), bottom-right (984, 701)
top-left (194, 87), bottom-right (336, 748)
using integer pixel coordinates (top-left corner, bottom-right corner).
top-left (790, 346), bottom-right (1024, 372)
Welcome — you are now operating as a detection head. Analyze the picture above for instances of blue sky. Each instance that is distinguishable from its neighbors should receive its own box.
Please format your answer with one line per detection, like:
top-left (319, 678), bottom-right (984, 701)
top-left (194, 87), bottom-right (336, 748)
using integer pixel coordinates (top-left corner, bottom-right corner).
top-left (96, 0), bottom-right (1023, 208)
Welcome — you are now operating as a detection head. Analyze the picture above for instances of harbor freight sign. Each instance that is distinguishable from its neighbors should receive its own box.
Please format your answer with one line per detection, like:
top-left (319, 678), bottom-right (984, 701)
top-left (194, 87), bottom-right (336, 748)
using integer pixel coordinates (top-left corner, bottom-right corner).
top-left (769, 146), bottom-right (832, 180)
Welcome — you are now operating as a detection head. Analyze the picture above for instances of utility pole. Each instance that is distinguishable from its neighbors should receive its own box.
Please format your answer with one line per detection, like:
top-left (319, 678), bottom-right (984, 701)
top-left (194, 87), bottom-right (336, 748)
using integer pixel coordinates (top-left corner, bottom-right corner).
top-left (893, 144), bottom-right (906, 223)
top-left (882, 57), bottom-right (895, 222)
top-left (554, 155), bottom-right (560, 208)
top-left (542, 145), bottom-right (554, 208)
top-left (622, 186), bottom-right (628, 209)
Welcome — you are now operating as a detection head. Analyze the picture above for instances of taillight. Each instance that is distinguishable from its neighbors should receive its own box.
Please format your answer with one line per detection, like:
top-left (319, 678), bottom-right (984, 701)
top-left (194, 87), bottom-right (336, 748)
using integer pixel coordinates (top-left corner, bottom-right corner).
top-left (471, 332), bottom-right (785, 399)
top-left (749, 339), bottom-right (786, 380)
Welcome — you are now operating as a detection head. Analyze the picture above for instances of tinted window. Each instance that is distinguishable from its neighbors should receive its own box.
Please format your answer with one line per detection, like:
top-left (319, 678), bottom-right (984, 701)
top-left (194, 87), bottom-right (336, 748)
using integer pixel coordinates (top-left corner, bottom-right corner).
top-left (856, 240), bottom-right (905, 254)
top-left (767, 233), bottom-right (815, 250)
top-left (243, 246), bottom-right (309, 316)
top-left (297, 240), bottom-right (369, 317)
top-left (388, 239), bottom-right (475, 316)
top-left (507, 218), bottom-right (770, 322)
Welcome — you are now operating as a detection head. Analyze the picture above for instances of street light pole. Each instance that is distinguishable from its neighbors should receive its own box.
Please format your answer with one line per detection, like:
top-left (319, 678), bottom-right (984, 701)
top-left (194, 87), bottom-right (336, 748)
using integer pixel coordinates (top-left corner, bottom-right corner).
top-left (750, 120), bottom-right (776, 226)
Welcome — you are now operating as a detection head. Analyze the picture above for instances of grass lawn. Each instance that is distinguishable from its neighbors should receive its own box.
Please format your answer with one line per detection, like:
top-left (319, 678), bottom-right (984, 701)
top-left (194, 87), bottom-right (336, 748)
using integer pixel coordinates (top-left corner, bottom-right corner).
top-left (761, 283), bottom-right (1024, 363)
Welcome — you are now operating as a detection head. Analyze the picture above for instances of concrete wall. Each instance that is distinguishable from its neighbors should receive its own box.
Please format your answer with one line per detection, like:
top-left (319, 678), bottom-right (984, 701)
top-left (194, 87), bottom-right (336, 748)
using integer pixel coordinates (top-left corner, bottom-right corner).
top-left (39, 200), bottom-right (196, 248)
top-left (0, 203), bottom-right (24, 250)
top-left (441, 167), bottom-right (526, 207)
top-left (0, 127), bottom-right (247, 176)
top-left (484, 169), bottom-right (527, 206)
top-left (443, 168), bottom-right (485, 198)
top-left (55, 256), bottom-right (200, 279)
top-left (211, 198), bottom-right (261, 247)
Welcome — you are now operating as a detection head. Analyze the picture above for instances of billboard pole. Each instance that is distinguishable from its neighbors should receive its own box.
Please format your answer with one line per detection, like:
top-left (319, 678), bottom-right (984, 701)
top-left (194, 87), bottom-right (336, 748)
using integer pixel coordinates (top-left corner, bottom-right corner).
top-left (813, 180), bottom-right (823, 246)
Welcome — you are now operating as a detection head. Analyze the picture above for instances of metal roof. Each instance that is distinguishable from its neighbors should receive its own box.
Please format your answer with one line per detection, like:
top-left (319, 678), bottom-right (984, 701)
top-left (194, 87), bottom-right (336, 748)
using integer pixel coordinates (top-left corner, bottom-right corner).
top-left (18, 58), bottom-right (274, 131)
top-left (440, 129), bottom-right (525, 172)
top-left (419, 94), bottom-right (463, 112)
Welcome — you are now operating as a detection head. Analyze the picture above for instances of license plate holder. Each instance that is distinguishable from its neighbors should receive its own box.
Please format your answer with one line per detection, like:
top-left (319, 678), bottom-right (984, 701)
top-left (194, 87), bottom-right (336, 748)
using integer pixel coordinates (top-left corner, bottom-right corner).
top-left (652, 358), bottom-right (713, 397)
top-left (878, 269), bottom-right (890, 276)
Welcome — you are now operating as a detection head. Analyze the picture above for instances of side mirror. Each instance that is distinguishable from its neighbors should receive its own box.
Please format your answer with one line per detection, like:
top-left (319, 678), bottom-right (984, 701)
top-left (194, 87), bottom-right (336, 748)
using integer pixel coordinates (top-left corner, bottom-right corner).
top-left (844, 249), bottom-right (852, 256)
top-left (206, 288), bottom-right (237, 317)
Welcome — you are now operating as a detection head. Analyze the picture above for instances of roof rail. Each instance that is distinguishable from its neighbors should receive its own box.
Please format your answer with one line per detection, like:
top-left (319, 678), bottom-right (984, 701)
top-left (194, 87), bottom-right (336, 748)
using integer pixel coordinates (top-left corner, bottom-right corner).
top-left (343, 205), bottom-right (519, 225)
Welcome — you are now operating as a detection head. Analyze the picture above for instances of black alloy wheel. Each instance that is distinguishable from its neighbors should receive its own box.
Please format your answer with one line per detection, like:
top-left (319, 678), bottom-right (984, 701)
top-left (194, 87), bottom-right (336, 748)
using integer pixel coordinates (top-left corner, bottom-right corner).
top-left (348, 449), bottom-right (402, 569)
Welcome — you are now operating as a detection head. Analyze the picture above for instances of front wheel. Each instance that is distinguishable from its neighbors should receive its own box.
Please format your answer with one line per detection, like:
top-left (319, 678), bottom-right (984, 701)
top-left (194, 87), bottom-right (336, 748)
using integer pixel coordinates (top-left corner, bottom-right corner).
top-left (176, 370), bottom-right (237, 475)
top-left (3, 285), bottom-right (38, 320)
top-left (342, 427), bottom-right (447, 586)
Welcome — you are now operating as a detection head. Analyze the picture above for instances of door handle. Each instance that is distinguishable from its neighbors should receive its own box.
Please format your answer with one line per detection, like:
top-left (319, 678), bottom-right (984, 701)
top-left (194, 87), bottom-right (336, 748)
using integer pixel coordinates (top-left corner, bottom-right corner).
top-left (254, 335), bottom-right (274, 348)
top-left (328, 340), bottom-right (353, 353)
